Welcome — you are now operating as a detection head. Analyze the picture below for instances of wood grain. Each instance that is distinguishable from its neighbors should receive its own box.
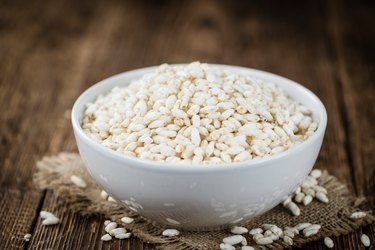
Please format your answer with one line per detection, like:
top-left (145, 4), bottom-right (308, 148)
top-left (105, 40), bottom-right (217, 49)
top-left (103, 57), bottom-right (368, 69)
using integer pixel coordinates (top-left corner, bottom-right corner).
top-left (0, 189), bottom-right (43, 249)
top-left (326, 0), bottom-right (375, 245)
top-left (0, 0), bottom-right (373, 249)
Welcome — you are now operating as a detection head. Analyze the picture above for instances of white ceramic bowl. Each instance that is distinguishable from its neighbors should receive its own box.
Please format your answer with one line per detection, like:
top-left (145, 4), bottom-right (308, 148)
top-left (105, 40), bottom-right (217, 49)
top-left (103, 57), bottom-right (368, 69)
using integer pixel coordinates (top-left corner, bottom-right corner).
top-left (72, 64), bottom-right (327, 230)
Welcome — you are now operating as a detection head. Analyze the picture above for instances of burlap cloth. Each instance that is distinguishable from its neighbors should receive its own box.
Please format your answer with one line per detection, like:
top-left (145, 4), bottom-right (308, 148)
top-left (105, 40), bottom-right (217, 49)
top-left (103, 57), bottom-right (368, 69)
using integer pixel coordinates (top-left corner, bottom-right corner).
top-left (33, 153), bottom-right (374, 249)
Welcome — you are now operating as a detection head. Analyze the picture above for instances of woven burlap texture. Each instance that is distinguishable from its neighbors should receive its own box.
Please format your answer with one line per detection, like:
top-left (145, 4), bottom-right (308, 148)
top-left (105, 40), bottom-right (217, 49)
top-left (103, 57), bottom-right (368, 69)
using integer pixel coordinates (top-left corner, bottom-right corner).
top-left (33, 153), bottom-right (373, 249)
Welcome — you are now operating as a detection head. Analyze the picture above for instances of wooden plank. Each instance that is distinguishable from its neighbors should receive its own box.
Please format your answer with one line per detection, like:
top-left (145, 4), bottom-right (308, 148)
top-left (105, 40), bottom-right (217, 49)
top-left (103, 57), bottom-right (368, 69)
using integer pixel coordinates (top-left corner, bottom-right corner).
top-left (327, 0), bottom-right (375, 198)
top-left (23, 0), bottom-right (166, 248)
top-left (325, 0), bottom-right (375, 246)
top-left (0, 189), bottom-right (43, 250)
top-left (28, 191), bottom-right (152, 250)
top-left (0, 0), bottom-right (98, 188)
top-left (213, 1), bottom-right (369, 249)
top-left (217, 1), bottom-right (354, 183)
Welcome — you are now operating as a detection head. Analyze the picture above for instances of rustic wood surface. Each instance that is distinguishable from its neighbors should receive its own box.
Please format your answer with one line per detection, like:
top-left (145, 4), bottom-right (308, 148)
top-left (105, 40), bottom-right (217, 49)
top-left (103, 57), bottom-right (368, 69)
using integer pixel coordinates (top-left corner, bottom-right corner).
top-left (0, 0), bottom-right (374, 249)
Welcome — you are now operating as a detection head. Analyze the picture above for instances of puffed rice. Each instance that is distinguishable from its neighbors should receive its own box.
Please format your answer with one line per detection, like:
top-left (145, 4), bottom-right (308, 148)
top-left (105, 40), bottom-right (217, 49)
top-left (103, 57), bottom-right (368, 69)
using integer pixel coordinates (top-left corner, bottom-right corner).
top-left (70, 175), bottom-right (87, 188)
top-left (241, 237), bottom-right (247, 246)
top-left (115, 232), bottom-right (132, 239)
top-left (24, 233), bottom-right (31, 242)
top-left (315, 192), bottom-right (329, 203)
top-left (83, 62), bottom-right (317, 164)
top-left (40, 211), bottom-right (55, 219)
top-left (282, 196), bottom-right (292, 206)
top-left (261, 224), bottom-right (273, 230)
top-left (283, 229), bottom-right (296, 238)
top-left (302, 194), bottom-right (313, 206)
top-left (42, 216), bottom-right (60, 226)
top-left (310, 169), bottom-right (322, 178)
top-left (324, 237), bottom-right (334, 248)
top-left (295, 223), bottom-right (312, 231)
top-left (312, 185), bottom-right (327, 194)
top-left (109, 227), bottom-right (127, 236)
top-left (100, 190), bottom-right (109, 200)
top-left (303, 228), bottom-right (320, 237)
top-left (162, 229), bottom-right (180, 237)
top-left (249, 228), bottom-right (263, 235)
top-left (304, 224), bottom-right (321, 231)
top-left (285, 201), bottom-right (301, 216)
top-left (121, 216), bottom-right (134, 224)
top-left (270, 225), bottom-right (283, 236)
top-left (105, 222), bottom-right (117, 233)
top-left (101, 234), bottom-right (112, 241)
top-left (361, 234), bottom-right (370, 247)
top-left (220, 243), bottom-right (235, 250)
top-left (241, 246), bottom-right (255, 250)
top-left (40, 211), bottom-right (60, 226)
top-left (256, 236), bottom-right (273, 245)
top-left (302, 224), bottom-right (321, 237)
top-left (223, 235), bottom-right (244, 245)
top-left (269, 233), bottom-right (279, 241)
top-left (263, 230), bottom-right (273, 237)
top-left (252, 233), bottom-right (264, 241)
top-left (294, 192), bottom-right (305, 203)
top-left (107, 196), bottom-right (116, 203)
top-left (284, 227), bottom-right (299, 236)
top-left (350, 211), bottom-right (367, 219)
top-left (230, 226), bottom-right (248, 234)
top-left (282, 169), bottom-right (329, 216)
top-left (283, 235), bottom-right (293, 245)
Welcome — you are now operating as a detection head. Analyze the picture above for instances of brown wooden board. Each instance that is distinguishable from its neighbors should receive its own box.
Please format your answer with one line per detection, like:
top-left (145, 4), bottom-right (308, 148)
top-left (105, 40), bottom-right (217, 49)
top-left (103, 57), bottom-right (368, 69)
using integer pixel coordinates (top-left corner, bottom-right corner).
top-left (0, 0), bottom-right (373, 249)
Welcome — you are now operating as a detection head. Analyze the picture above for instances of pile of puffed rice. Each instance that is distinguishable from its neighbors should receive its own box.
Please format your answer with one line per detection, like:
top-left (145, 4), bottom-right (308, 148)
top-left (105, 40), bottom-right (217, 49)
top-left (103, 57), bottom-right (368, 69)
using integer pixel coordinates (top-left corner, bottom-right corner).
top-left (282, 169), bottom-right (329, 216)
top-left (82, 62), bottom-right (317, 164)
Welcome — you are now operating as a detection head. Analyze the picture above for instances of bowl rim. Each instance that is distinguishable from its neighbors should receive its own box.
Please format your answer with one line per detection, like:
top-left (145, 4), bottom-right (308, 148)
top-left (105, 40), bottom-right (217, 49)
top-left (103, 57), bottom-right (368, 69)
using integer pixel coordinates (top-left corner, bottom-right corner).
top-left (72, 64), bottom-right (327, 173)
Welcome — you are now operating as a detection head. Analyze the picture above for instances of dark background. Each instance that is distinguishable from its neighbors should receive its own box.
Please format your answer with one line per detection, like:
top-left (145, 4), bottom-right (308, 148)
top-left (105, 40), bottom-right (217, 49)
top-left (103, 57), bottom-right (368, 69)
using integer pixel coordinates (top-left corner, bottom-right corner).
top-left (0, 0), bottom-right (374, 249)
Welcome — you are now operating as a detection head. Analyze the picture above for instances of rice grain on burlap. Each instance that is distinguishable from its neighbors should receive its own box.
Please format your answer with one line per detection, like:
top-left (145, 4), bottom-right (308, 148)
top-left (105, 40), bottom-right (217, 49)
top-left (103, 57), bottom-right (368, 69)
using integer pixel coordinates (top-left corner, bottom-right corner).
top-left (33, 153), bottom-right (374, 249)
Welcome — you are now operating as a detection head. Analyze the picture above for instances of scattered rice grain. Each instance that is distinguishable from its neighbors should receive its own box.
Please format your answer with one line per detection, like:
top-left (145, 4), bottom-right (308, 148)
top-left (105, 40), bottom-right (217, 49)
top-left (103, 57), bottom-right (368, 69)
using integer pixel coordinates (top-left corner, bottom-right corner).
top-left (223, 235), bottom-right (244, 245)
top-left (220, 243), bottom-right (235, 250)
top-left (121, 216), bottom-right (134, 224)
top-left (230, 226), bottom-right (248, 235)
top-left (350, 211), bottom-right (367, 219)
top-left (42, 216), bottom-right (60, 226)
top-left (101, 234), bottom-right (112, 241)
top-left (249, 228), bottom-right (263, 235)
top-left (105, 222), bottom-right (118, 233)
top-left (162, 229), bottom-right (180, 237)
top-left (324, 237), bottom-right (334, 248)
top-left (70, 175), bottom-right (87, 188)
top-left (23, 233), bottom-right (31, 242)
top-left (361, 234), bottom-right (370, 247)
top-left (256, 236), bottom-right (273, 245)
top-left (115, 232), bottom-right (132, 239)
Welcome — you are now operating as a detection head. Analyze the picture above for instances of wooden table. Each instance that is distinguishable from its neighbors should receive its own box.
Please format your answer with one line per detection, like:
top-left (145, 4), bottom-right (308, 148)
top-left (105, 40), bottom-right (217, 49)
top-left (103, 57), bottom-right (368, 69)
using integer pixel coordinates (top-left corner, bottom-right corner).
top-left (1, 0), bottom-right (374, 249)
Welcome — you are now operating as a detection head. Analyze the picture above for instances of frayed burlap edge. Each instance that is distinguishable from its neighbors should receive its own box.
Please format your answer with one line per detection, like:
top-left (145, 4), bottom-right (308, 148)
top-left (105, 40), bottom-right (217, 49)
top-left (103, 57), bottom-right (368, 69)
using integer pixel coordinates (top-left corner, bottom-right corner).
top-left (33, 153), bottom-right (374, 250)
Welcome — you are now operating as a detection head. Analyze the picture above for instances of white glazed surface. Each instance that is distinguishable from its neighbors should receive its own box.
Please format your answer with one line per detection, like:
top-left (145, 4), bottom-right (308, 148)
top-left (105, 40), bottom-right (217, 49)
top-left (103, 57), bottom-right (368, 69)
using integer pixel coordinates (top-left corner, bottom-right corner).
top-left (71, 65), bottom-right (327, 230)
